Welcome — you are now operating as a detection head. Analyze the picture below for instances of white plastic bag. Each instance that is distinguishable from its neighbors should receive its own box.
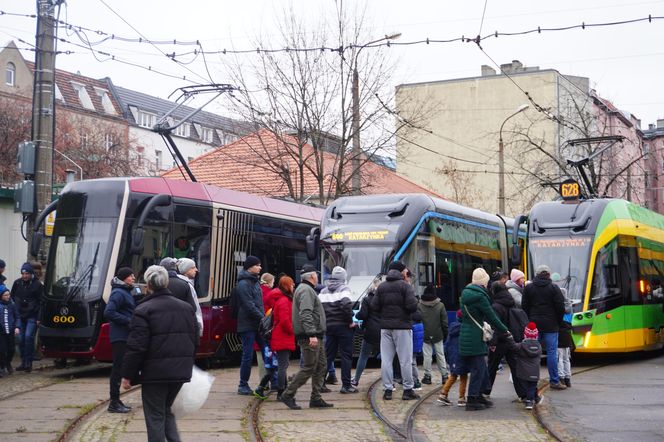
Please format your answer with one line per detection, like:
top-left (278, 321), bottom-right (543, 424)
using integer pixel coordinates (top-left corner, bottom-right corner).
top-left (171, 366), bottom-right (215, 417)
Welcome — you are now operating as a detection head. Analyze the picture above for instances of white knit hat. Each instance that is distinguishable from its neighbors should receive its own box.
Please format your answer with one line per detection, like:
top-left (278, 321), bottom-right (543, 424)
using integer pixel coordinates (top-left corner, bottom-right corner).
top-left (471, 268), bottom-right (490, 288)
top-left (329, 266), bottom-right (347, 282)
top-left (177, 258), bottom-right (196, 275)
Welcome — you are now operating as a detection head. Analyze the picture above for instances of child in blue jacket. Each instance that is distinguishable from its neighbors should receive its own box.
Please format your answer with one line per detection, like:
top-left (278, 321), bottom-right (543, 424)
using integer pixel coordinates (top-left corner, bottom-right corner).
top-left (0, 285), bottom-right (20, 376)
top-left (437, 310), bottom-right (468, 406)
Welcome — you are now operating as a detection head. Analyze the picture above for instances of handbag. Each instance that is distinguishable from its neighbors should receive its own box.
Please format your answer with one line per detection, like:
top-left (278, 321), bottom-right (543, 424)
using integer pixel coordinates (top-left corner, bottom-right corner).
top-left (464, 305), bottom-right (494, 343)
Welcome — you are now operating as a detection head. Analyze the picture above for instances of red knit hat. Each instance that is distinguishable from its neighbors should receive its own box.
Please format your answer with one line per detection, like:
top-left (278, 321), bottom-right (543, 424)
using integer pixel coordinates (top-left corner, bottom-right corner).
top-left (524, 322), bottom-right (539, 339)
top-left (456, 309), bottom-right (463, 319)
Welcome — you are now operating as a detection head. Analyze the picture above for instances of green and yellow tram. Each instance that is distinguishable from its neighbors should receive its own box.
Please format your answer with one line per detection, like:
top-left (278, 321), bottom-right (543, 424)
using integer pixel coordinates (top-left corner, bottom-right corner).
top-left (516, 197), bottom-right (664, 353)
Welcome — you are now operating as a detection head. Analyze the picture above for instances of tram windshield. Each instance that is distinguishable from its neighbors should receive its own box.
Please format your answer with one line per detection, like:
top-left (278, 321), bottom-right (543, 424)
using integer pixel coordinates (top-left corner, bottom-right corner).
top-left (45, 217), bottom-right (116, 302)
top-left (322, 243), bottom-right (391, 302)
top-left (528, 236), bottom-right (592, 303)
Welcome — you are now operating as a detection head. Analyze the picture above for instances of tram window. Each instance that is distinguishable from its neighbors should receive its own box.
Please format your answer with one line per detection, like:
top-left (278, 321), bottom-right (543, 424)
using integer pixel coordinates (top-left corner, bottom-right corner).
top-left (172, 222), bottom-right (211, 298)
top-left (591, 239), bottom-right (621, 301)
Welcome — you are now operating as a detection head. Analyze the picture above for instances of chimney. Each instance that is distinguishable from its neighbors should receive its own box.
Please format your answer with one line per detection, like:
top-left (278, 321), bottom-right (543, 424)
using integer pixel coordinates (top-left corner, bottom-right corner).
top-left (649, 124), bottom-right (656, 130)
top-left (511, 60), bottom-right (523, 70)
top-left (65, 170), bottom-right (76, 183)
top-left (481, 65), bottom-right (496, 76)
top-left (657, 119), bottom-right (664, 129)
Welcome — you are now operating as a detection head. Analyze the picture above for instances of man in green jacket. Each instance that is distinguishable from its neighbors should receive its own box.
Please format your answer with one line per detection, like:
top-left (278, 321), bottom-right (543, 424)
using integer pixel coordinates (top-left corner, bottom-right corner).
top-left (459, 268), bottom-right (508, 411)
top-left (280, 264), bottom-right (333, 410)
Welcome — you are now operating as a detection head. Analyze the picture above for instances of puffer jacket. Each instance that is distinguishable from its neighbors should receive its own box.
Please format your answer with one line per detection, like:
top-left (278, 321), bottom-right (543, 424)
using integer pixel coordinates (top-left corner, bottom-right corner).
top-left (459, 284), bottom-right (508, 356)
top-left (522, 275), bottom-right (565, 333)
top-left (356, 291), bottom-right (381, 346)
top-left (11, 277), bottom-right (43, 320)
top-left (104, 277), bottom-right (136, 343)
top-left (490, 283), bottom-right (515, 326)
top-left (319, 280), bottom-right (353, 328)
top-left (444, 321), bottom-right (467, 376)
top-left (121, 288), bottom-right (197, 385)
top-left (0, 298), bottom-right (19, 334)
top-left (507, 337), bottom-right (542, 381)
top-left (271, 289), bottom-right (295, 351)
top-left (370, 269), bottom-right (418, 330)
top-left (558, 321), bottom-right (575, 349)
top-left (418, 298), bottom-right (448, 344)
top-left (505, 280), bottom-right (524, 307)
top-left (235, 270), bottom-right (264, 333)
top-left (292, 280), bottom-right (326, 339)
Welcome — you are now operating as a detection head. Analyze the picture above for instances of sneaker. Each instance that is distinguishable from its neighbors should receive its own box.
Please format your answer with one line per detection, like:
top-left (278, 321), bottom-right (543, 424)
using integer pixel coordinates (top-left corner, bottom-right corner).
top-left (436, 395), bottom-right (452, 406)
top-left (237, 385), bottom-right (253, 395)
top-left (535, 395), bottom-right (544, 405)
top-left (253, 387), bottom-right (268, 400)
top-left (309, 398), bottom-right (334, 408)
top-left (524, 400), bottom-right (534, 410)
top-left (402, 389), bottom-right (420, 400)
top-left (563, 377), bottom-right (572, 388)
top-left (549, 382), bottom-right (567, 390)
top-left (320, 385), bottom-right (332, 393)
top-left (350, 379), bottom-right (359, 387)
top-left (340, 386), bottom-right (358, 394)
top-left (422, 374), bottom-right (432, 385)
top-left (413, 379), bottom-right (422, 391)
top-left (457, 397), bottom-right (467, 407)
top-left (383, 389), bottom-right (393, 400)
top-left (325, 374), bottom-right (339, 385)
top-left (280, 395), bottom-right (301, 410)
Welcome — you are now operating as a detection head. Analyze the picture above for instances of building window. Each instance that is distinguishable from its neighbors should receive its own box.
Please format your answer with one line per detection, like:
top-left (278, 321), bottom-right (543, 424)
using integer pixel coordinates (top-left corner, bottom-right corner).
top-left (138, 111), bottom-right (157, 128)
top-left (155, 150), bottom-right (162, 170)
top-left (201, 127), bottom-right (214, 143)
top-left (6, 62), bottom-right (16, 86)
top-left (70, 82), bottom-right (95, 110)
top-left (174, 121), bottom-right (189, 137)
top-left (104, 133), bottom-right (115, 150)
top-left (80, 132), bottom-right (89, 148)
top-left (95, 88), bottom-right (117, 115)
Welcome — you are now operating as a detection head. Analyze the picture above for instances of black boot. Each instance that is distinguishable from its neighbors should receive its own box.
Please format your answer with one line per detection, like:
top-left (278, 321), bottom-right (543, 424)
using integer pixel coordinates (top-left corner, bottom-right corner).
top-left (465, 396), bottom-right (487, 411)
top-left (564, 377), bottom-right (571, 388)
top-left (277, 389), bottom-right (284, 401)
top-left (478, 394), bottom-right (493, 408)
top-left (108, 400), bottom-right (130, 413)
top-left (118, 400), bottom-right (132, 410)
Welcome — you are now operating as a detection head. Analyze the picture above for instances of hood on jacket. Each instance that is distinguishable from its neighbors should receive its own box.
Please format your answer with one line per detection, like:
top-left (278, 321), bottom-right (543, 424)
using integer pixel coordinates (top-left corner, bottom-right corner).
top-left (448, 320), bottom-right (461, 338)
top-left (420, 298), bottom-right (441, 307)
top-left (505, 280), bottom-right (523, 292)
top-left (237, 269), bottom-right (259, 283)
top-left (462, 284), bottom-right (489, 305)
top-left (520, 338), bottom-right (542, 358)
top-left (325, 279), bottom-right (350, 293)
top-left (111, 276), bottom-right (133, 290)
top-left (491, 284), bottom-right (515, 308)
top-left (532, 275), bottom-right (552, 288)
top-left (385, 269), bottom-right (404, 282)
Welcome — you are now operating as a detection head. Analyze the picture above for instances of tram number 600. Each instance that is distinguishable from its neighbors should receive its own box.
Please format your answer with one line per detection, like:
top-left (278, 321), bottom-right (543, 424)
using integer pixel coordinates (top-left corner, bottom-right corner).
top-left (52, 315), bottom-right (76, 324)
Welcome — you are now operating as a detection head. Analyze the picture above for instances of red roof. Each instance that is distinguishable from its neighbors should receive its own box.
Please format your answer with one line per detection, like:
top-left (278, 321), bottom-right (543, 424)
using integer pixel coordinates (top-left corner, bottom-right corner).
top-left (162, 129), bottom-right (443, 200)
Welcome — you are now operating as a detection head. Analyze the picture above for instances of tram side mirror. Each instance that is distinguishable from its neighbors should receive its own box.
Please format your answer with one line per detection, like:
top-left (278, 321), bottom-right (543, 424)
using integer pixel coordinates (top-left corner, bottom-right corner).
top-left (130, 228), bottom-right (145, 255)
top-left (306, 227), bottom-right (320, 261)
top-left (511, 245), bottom-right (522, 266)
top-left (30, 231), bottom-right (43, 257)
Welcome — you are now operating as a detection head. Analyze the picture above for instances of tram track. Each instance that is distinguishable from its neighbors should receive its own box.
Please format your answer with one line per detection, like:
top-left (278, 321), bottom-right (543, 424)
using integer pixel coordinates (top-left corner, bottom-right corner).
top-left (247, 393), bottom-right (267, 442)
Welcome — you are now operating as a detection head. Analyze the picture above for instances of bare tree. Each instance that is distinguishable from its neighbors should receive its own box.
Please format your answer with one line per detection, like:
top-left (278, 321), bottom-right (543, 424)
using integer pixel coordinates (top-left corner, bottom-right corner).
top-left (216, 2), bottom-right (426, 204)
top-left (0, 96), bottom-right (31, 185)
top-left (434, 160), bottom-right (489, 206)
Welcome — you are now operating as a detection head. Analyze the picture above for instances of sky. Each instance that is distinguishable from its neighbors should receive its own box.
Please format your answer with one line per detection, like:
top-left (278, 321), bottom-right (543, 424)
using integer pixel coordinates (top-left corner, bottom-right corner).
top-left (2, 0), bottom-right (663, 126)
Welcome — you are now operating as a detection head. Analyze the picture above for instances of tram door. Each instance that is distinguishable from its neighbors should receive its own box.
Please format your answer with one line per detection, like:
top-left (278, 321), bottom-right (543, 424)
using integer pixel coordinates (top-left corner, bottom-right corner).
top-left (415, 235), bottom-right (435, 298)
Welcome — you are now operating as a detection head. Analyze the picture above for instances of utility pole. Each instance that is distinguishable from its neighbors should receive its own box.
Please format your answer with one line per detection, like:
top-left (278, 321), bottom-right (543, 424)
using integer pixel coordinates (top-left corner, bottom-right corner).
top-left (27, 0), bottom-right (62, 261)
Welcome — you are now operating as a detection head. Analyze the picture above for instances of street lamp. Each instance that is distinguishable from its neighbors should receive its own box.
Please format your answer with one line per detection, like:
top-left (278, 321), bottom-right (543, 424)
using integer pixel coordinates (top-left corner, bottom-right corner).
top-left (351, 32), bottom-right (401, 195)
top-left (498, 104), bottom-right (529, 214)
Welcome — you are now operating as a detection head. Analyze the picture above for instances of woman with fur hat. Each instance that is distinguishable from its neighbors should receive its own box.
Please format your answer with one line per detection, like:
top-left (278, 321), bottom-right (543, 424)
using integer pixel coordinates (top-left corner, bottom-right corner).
top-left (459, 268), bottom-right (508, 411)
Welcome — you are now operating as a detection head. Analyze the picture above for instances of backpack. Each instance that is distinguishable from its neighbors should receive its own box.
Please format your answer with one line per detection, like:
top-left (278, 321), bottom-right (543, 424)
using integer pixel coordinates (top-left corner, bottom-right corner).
top-left (229, 286), bottom-right (240, 319)
top-left (259, 308), bottom-right (274, 342)
top-left (507, 307), bottom-right (529, 342)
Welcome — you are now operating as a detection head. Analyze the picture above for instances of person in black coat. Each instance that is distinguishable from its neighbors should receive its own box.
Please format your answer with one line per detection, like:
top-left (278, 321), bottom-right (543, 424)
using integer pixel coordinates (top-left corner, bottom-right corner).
top-left (235, 255), bottom-right (265, 395)
top-left (522, 265), bottom-right (566, 390)
top-left (104, 267), bottom-right (136, 413)
top-left (121, 265), bottom-right (197, 442)
top-left (10, 262), bottom-right (43, 372)
top-left (160, 257), bottom-right (199, 334)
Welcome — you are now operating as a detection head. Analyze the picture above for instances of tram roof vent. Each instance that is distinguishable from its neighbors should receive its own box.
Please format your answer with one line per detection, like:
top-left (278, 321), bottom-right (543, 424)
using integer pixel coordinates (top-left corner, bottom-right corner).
top-left (333, 201), bottom-right (409, 217)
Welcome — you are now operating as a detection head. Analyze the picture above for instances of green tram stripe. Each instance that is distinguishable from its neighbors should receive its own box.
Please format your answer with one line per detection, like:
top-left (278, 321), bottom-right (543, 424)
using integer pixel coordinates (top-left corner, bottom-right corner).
top-left (583, 305), bottom-right (664, 335)
top-left (596, 200), bottom-right (664, 235)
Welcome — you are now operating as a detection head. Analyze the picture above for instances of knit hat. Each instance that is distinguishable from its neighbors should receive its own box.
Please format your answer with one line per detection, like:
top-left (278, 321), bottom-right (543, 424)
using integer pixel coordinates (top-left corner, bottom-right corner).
top-left (177, 258), bottom-right (197, 275)
top-left (524, 322), bottom-right (539, 339)
top-left (421, 285), bottom-right (437, 301)
top-left (0, 259), bottom-right (5, 269)
top-left (510, 269), bottom-right (525, 283)
top-left (116, 267), bottom-right (134, 281)
top-left (456, 309), bottom-right (463, 319)
top-left (0, 284), bottom-right (8, 295)
top-left (243, 255), bottom-right (261, 270)
top-left (387, 261), bottom-right (406, 272)
top-left (20, 262), bottom-right (34, 274)
top-left (471, 268), bottom-right (490, 287)
top-left (329, 266), bottom-right (347, 282)
top-left (535, 264), bottom-right (551, 275)
top-left (159, 257), bottom-right (178, 272)
top-left (551, 272), bottom-right (562, 282)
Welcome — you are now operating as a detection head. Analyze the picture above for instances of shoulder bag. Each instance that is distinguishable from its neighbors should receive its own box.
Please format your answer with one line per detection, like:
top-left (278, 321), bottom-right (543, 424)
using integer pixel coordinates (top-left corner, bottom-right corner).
top-left (464, 305), bottom-right (494, 343)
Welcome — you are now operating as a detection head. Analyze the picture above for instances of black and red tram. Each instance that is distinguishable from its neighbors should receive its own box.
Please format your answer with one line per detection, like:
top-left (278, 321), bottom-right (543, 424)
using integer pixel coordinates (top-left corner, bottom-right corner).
top-left (35, 177), bottom-right (323, 362)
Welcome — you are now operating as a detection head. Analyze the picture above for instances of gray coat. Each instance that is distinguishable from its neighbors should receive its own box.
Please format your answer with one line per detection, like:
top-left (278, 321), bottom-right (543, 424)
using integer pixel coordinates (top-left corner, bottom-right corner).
top-left (235, 270), bottom-right (264, 333)
top-left (507, 337), bottom-right (542, 382)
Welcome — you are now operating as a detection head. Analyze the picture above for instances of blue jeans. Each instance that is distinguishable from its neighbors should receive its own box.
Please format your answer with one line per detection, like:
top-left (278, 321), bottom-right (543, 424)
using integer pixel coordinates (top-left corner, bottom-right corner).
top-left (239, 331), bottom-right (265, 388)
top-left (354, 340), bottom-right (377, 383)
top-left (539, 332), bottom-right (559, 384)
top-left (463, 354), bottom-right (490, 397)
top-left (18, 318), bottom-right (37, 368)
top-left (325, 325), bottom-right (354, 388)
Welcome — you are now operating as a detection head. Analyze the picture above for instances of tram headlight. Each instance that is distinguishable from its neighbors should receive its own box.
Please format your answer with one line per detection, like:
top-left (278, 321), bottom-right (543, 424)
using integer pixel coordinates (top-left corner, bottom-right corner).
top-left (584, 331), bottom-right (591, 347)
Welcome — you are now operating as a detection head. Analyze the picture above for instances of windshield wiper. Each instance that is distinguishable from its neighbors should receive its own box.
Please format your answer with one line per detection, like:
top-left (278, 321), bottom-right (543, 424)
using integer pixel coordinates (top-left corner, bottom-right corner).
top-left (63, 243), bottom-right (100, 305)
